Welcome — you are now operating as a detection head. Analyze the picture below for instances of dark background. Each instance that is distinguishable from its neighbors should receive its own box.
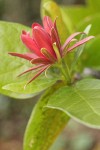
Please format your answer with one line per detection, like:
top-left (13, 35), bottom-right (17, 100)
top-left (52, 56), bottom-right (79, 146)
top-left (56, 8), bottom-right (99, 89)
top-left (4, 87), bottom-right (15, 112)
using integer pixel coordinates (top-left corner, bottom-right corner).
top-left (0, 0), bottom-right (85, 26)
top-left (0, 0), bottom-right (100, 150)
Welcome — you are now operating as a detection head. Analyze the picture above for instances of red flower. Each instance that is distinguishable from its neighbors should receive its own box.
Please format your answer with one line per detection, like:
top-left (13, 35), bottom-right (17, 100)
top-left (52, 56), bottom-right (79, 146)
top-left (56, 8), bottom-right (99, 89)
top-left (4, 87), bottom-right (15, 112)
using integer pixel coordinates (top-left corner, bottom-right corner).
top-left (9, 16), bottom-right (94, 85)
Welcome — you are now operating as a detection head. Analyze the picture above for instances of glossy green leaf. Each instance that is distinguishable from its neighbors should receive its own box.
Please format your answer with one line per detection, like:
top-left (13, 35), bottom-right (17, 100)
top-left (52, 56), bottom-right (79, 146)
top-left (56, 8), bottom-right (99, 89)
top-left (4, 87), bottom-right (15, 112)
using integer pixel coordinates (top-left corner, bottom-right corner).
top-left (24, 83), bottom-right (69, 150)
top-left (0, 22), bottom-right (58, 98)
top-left (0, 22), bottom-right (30, 98)
top-left (47, 79), bottom-right (100, 128)
top-left (3, 76), bottom-right (58, 94)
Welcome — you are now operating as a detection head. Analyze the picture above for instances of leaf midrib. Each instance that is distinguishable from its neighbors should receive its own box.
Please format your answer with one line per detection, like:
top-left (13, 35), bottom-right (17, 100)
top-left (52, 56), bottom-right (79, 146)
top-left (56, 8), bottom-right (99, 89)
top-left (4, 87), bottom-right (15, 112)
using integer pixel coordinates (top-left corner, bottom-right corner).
top-left (73, 86), bottom-right (100, 116)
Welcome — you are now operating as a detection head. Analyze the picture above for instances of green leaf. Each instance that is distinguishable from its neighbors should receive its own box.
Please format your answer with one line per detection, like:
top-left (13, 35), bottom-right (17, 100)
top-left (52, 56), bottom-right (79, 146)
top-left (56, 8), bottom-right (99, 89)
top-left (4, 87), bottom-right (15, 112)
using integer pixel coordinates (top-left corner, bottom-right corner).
top-left (81, 36), bottom-right (100, 69)
top-left (0, 22), bottom-right (58, 99)
top-left (60, 7), bottom-right (74, 34)
top-left (47, 79), bottom-right (100, 128)
top-left (0, 22), bottom-right (30, 53)
top-left (24, 83), bottom-right (69, 150)
top-left (60, 6), bottom-right (91, 27)
top-left (3, 76), bottom-right (58, 94)
top-left (0, 22), bottom-right (30, 98)
top-left (41, 0), bottom-right (54, 14)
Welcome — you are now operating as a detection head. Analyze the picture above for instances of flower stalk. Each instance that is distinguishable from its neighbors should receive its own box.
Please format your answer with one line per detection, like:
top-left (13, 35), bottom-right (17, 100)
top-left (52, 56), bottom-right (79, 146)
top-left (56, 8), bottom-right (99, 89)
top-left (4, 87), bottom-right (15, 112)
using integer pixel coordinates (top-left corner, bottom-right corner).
top-left (62, 60), bottom-right (71, 83)
top-left (58, 59), bottom-right (71, 84)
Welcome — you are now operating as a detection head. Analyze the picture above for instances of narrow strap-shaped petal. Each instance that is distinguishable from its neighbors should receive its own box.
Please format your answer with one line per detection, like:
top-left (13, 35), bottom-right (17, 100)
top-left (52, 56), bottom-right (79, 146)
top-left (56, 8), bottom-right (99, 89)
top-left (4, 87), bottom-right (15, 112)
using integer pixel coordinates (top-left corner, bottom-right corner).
top-left (8, 52), bottom-right (35, 61)
top-left (41, 48), bottom-right (56, 63)
top-left (43, 16), bottom-right (53, 35)
top-left (33, 26), bottom-right (56, 58)
top-left (18, 64), bottom-right (44, 77)
top-left (61, 32), bottom-right (84, 51)
top-left (53, 19), bottom-right (61, 49)
top-left (53, 42), bottom-right (61, 62)
top-left (25, 65), bottom-right (50, 87)
top-left (24, 53), bottom-right (38, 59)
top-left (21, 30), bottom-right (42, 57)
top-left (62, 39), bottom-right (77, 56)
top-left (31, 57), bottom-right (51, 64)
top-left (67, 36), bottom-right (94, 52)
top-left (51, 27), bottom-right (61, 54)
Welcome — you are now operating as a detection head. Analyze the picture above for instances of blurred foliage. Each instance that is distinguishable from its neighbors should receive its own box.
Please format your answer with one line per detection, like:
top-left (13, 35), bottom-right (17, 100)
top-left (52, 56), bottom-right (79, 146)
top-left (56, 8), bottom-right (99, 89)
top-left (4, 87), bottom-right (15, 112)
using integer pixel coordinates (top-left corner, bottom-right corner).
top-left (60, 0), bottom-right (100, 69)
top-left (50, 119), bottom-right (100, 150)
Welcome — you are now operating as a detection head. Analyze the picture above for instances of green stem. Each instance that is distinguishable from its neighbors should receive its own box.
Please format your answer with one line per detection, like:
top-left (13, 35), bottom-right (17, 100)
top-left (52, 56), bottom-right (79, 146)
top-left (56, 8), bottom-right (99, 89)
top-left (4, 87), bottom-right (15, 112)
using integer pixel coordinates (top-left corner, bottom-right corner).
top-left (63, 60), bottom-right (71, 83)
top-left (59, 64), bottom-right (68, 81)
top-left (58, 60), bottom-right (71, 84)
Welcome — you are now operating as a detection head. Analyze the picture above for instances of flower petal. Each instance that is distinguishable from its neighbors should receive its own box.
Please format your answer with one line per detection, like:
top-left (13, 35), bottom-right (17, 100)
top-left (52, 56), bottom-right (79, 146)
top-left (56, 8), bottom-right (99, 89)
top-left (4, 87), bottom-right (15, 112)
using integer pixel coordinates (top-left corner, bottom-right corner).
top-left (41, 48), bottom-right (56, 63)
top-left (21, 30), bottom-right (42, 56)
top-left (25, 65), bottom-right (50, 86)
top-left (31, 57), bottom-right (51, 64)
top-left (43, 16), bottom-right (53, 34)
top-left (53, 19), bottom-right (61, 47)
top-left (51, 27), bottom-right (61, 54)
top-left (32, 23), bottom-right (42, 29)
top-left (67, 36), bottom-right (95, 52)
top-left (61, 32), bottom-right (84, 51)
top-left (33, 26), bottom-right (56, 57)
top-left (53, 42), bottom-right (61, 62)
top-left (8, 52), bottom-right (36, 61)
top-left (18, 64), bottom-right (44, 77)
